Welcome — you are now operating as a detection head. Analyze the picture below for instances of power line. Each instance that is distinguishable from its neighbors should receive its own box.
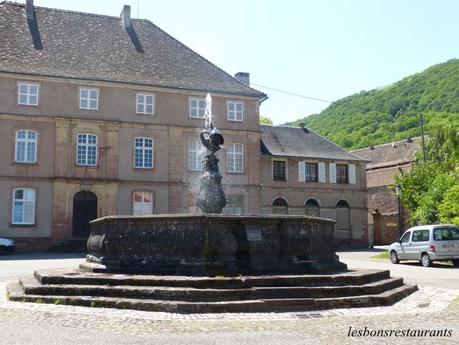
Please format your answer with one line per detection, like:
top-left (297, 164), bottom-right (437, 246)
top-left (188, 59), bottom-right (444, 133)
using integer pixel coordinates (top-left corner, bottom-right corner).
top-left (251, 83), bottom-right (332, 104)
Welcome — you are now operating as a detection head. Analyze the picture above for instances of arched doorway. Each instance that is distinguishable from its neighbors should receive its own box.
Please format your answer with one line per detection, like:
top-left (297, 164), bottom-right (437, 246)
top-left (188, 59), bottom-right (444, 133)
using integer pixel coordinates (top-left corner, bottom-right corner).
top-left (336, 200), bottom-right (351, 239)
top-left (305, 199), bottom-right (320, 217)
top-left (272, 197), bottom-right (288, 215)
top-left (72, 191), bottom-right (98, 238)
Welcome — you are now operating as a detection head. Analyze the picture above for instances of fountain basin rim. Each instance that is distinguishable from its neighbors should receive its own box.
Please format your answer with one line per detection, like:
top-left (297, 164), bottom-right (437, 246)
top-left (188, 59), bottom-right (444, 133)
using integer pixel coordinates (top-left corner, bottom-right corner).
top-left (90, 214), bottom-right (336, 224)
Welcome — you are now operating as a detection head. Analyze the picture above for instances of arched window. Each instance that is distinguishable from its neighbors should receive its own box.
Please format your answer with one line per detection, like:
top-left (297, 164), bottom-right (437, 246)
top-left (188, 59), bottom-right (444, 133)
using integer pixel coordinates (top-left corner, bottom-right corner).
top-left (15, 130), bottom-right (38, 163)
top-left (337, 200), bottom-right (350, 208)
top-left (12, 188), bottom-right (36, 225)
top-left (336, 200), bottom-right (351, 239)
top-left (305, 198), bottom-right (320, 217)
top-left (272, 197), bottom-right (288, 214)
top-left (134, 137), bottom-right (154, 168)
top-left (76, 133), bottom-right (98, 166)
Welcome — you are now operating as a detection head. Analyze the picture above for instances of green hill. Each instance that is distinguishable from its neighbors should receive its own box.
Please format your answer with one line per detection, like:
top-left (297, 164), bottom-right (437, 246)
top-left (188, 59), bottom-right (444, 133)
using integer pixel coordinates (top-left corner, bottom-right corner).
top-left (286, 59), bottom-right (459, 150)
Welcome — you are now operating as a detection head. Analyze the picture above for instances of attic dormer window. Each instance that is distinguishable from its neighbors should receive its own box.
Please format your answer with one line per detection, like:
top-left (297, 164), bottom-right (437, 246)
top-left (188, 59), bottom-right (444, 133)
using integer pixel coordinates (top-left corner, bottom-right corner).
top-left (79, 88), bottom-right (99, 110)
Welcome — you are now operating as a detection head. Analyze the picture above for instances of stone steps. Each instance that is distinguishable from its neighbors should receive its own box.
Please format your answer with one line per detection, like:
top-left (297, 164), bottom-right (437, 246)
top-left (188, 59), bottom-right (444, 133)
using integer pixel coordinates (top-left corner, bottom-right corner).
top-left (17, 276), bottom-right (405, 302)
top-left (35, 268), bottom-right (391, 288)
top-left (7, 281), bottom-right (418, 313)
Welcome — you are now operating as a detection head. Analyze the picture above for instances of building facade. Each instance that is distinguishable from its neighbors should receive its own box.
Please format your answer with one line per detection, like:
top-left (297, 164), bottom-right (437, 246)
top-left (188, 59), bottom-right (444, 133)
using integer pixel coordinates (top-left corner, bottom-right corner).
top-left (0, 1), bottom-right (368, 249)
top-left (351, 138), bottom-right (421, 245)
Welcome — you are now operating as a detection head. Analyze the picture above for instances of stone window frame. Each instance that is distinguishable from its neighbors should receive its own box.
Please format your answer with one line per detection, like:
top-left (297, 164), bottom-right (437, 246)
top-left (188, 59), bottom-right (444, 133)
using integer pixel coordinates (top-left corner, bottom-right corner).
top-left (227, 100), bottom-right (244, 122)
top-left (132, 191), bottom-right (154, 216)
top-left (76, 133), bottom-right (98, 166)
top-left (226, 143), bottom-right (244, 173)
top-left (336, 163), bottom-right (349, 184)
top-left (15, 129), bottom-right (38, 164)
top-left (17, 82), bottom-right (39, 106)
top-left (189, 97), bottom-right (206, 119)
top-left (187, 138), bottom-right (205, 172)
top-left (272, 158), bottom-right (287, 182)
top-left (136, 93), bottom-right (155, 115)
top-left (12, 188), bottom-right (36, 225)
top-left (134, 137), bottom-right (154, 169)
top-left (79, 87), bottom-right (99, 111)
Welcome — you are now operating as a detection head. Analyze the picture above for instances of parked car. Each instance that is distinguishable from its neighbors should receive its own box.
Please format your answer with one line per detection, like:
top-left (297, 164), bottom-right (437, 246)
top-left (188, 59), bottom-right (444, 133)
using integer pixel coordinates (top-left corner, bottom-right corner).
top-left (389, 224), bottom-right (459, 267)
top-left (0, 237), bottom-right (15, 255)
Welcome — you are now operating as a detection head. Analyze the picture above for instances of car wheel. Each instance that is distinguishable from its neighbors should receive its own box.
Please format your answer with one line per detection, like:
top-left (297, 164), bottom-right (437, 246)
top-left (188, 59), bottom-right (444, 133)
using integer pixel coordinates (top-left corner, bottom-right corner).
top-left (0, 246), bottom-right (7, 255)
top-left (452, 259), bottom-right (459, 267)
top-left (421, 253), bottom-right (432, 267)
top-left (390, 251), bottom-right (399, 264)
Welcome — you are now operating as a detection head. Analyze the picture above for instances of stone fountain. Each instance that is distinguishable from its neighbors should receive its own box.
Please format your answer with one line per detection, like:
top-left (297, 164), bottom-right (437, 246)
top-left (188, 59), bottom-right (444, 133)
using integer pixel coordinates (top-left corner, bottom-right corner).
top-left (6, 94), bottom-right (418, 313)
top-left (81, 94), bottom-right (346, 275)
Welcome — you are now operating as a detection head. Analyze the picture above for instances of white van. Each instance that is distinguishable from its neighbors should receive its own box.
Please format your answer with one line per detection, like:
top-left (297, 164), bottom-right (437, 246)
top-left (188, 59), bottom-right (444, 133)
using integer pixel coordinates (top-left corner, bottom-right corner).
top-left (389, 224), bottom-right (459, 267)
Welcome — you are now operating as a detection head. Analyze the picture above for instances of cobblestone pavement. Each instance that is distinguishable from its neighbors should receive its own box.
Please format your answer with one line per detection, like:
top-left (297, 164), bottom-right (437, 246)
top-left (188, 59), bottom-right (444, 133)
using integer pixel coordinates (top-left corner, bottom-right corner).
top-left (1, 282), bottom-right (459, 344)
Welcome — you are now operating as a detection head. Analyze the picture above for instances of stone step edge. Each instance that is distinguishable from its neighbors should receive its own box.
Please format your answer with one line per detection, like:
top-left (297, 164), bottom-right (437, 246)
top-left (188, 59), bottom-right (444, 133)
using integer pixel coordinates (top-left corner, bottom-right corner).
top-left (35, 268), bottom-right (391, 288)
top-left (19, 276), bottom-right (404, 301)
top-left (7, 282), bottom-right (418, 314)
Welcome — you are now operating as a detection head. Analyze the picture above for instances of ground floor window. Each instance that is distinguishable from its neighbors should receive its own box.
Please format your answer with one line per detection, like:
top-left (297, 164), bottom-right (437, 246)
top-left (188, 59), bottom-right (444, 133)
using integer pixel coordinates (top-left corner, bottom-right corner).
top-left (225, 195), bottom-right (245, 215)
top-left (133, 191), bottom-right (153, 215)
top-left (12, 188), bottom-right (36, 224)
top-left (305, 198), bottom-right (320, 217)
top-left (272, 197), bottom-right (288, 214)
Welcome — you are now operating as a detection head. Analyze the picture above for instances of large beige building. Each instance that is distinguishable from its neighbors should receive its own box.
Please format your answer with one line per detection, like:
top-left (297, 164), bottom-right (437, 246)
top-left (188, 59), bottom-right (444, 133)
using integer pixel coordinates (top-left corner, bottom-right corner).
top-left (0, 1), bottom-right (368, 249)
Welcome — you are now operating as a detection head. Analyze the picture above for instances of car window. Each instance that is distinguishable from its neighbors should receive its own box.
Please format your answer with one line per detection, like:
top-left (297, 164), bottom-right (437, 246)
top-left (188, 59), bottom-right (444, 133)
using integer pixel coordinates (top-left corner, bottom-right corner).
top-left (400, 231), bottom-right (411, 243)
top-left (433, 227), bottom-right (459, 241)
top-left (412, 230), bottom-right (429, 242)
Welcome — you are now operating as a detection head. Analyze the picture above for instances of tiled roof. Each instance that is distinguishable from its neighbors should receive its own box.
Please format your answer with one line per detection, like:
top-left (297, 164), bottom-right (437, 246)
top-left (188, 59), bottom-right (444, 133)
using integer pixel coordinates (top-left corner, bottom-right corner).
top-left (261, 125), bottom-right (367, 161)
top-left (0, 2), bottom-right (265, 98)
top-left (351, 137), bottom-right (422, 169)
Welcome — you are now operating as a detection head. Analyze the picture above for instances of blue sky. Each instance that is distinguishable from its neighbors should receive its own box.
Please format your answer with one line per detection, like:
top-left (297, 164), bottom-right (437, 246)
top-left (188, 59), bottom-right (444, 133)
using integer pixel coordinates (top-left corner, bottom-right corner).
top-left (25, 0), bottom-right (459, 124)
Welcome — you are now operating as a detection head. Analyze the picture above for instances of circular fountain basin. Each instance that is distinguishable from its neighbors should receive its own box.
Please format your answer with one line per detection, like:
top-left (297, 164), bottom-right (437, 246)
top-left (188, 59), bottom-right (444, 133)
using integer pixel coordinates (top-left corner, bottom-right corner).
top-left (84, 214), bottom-right (347, 276)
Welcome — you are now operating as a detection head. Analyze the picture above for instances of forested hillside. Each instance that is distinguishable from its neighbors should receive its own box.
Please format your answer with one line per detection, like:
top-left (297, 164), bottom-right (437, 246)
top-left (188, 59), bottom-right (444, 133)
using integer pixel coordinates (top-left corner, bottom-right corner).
top-left (287, 59), bottom-right (459, 150)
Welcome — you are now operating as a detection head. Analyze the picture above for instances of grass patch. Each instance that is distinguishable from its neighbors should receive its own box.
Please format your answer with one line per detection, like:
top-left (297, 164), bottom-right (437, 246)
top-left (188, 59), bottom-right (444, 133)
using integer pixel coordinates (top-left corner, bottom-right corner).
top-left (370, 251), bottom-right (390, 260)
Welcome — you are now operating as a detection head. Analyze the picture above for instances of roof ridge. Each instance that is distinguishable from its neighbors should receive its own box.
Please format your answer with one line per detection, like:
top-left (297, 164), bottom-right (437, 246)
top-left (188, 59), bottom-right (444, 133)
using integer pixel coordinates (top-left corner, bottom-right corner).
top-left (303, 127), bottom-right (368, 161)
top-left (351, 136), bottom-right (422, 152)
top-left (141, 19), bottom-right (266, 98)
top-left (2, 1), bottom-right (123, 21)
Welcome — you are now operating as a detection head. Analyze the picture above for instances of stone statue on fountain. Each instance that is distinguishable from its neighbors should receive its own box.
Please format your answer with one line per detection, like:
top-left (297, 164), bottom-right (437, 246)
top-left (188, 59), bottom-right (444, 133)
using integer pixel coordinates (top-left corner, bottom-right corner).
top-left (197, 94), bottom-right (227, 214)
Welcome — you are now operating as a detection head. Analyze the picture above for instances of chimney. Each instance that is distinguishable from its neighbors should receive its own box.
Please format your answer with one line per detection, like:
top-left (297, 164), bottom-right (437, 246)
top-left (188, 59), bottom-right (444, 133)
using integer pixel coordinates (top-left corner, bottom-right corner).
top-left (26, 0), bottom-right (34, 20)
top-left (235, 72), bottom-right (250, 86)
top-left (121, 5), bottom-right (132, 29)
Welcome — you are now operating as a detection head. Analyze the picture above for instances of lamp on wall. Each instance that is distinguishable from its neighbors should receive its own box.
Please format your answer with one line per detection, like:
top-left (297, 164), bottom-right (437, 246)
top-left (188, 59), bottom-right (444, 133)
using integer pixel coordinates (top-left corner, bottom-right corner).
top-left (395, 185), bottom-right (404, 237)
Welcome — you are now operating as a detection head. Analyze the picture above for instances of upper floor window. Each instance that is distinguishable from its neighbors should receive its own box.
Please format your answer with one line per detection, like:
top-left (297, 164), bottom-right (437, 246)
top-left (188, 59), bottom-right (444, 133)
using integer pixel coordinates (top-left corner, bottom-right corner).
top-left (18, 83), bottom-right (39, 106)
top-left (12, 188), bottom-right (36, 225)
top-left (304, 162), bottom-right (318, 182)
top-left (227, 101), bottom-right (244, 121)
top-left (273, 160), bottom-right (286, 181)
top-left (189, 98), bottom-right (206, 118)
top-left (79, 88), bottom-right (99, 110)
top-left (336, 164), bottom-right (349, 184)
top-left (227, 143), bottom-right (244, 173)
top-left (133, 191), bottom-right (153, 215)
top-left (188, 139), bottom-right (205, 171)
top-left (136, 93), bottom-right (155, 115)
top-left (15, 130), bottom-right (37, 163)
top-left (76, 134), bottom-right (97, 166)
top-left (134, 137), bottom-right (154, 169)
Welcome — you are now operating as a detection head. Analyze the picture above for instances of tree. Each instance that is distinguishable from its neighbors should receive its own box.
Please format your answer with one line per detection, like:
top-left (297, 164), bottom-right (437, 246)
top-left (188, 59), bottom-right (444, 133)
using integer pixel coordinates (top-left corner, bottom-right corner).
top-left (394, 124), bottom-right (459, 226)
top-left (260, 115), bottom-right (273, 125)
